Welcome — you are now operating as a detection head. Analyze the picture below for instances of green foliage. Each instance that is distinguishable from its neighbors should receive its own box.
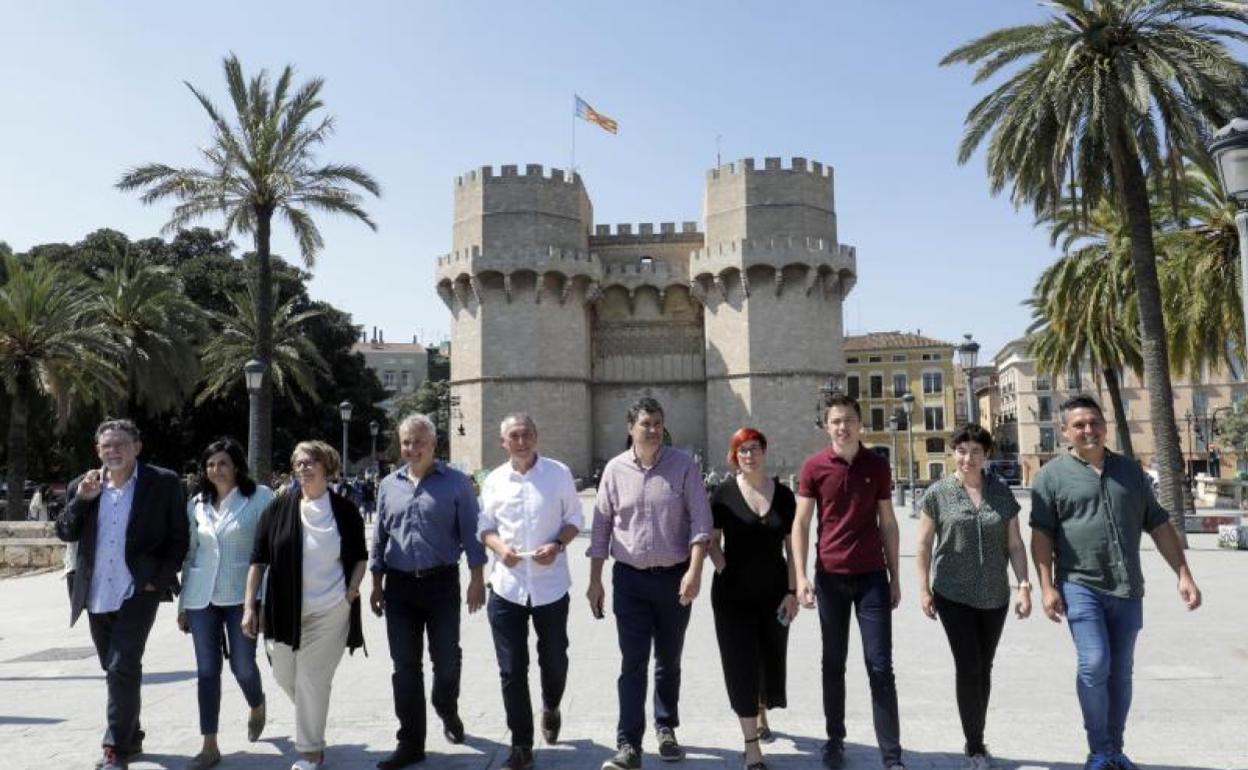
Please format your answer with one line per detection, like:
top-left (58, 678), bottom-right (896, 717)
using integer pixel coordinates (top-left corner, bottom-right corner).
top-left (1216, 403), bottom-right (1248, 458)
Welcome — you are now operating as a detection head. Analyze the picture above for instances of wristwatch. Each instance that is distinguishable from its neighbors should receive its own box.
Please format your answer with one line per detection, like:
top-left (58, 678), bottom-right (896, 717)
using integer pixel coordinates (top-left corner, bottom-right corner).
top-left (1017, 580), bottom-right (1032, 592)
top-left (555, 540), bottom-right (566, 552)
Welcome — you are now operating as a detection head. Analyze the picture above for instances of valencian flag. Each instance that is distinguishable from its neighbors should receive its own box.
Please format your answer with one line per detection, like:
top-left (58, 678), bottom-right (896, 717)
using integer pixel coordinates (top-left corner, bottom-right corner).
top-left (575, 95), bottom-right (618, 134)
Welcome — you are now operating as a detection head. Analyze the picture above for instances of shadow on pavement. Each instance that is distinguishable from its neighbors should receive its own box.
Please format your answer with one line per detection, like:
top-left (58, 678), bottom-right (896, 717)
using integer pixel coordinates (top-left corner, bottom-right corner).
top-left (0, 715), bottom-right (64, 725)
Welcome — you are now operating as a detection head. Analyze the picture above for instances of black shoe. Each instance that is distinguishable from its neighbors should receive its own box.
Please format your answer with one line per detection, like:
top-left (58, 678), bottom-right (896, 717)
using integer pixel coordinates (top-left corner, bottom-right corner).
top-left (442, 714), bottom-right (465, 744)
top-left (602, 744), bottom-right (642, 770)
top-left (95, 734), bottom-right (143, 770)
top-left (756, 725), bottom-right (773, 743)
top-left (502, 746), bottom-right (535, 770)
top-left (821, 741), bottom-right (844, 770)
top-left (541, 709), bottom-right (562, 744)
top-left (376, 744), bottom-right (426, 769)
top-left (98, 748), bottom-right (128, 770)
top-left (655, 726), bottom-right (683, 762)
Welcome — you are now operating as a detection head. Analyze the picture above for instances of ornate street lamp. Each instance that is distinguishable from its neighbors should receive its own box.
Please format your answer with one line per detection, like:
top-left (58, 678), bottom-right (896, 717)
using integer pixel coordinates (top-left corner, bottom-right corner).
top-left (889, 414), bottom-right (904, 505)
top-left (815, 373), bottom-right (846, 428)
top-left (243, 359), bottom-right (267, 473)
top-left (957, 333), bottom-right (981, 427)
top-left (369, 420), bottom-right (380, 473)
top-left (339, 400), bottom-right (354, 477)
top-left (901, 392), bottom-right (916, 507)
top-left (1210, 119), bottom-right (1248, 368)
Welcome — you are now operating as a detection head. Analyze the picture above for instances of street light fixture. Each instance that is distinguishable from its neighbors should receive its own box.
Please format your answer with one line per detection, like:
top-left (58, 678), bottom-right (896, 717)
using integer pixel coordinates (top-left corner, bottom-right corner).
top-left (957, 333), bottom-right (981, 427)
top-left (243, 359), bottom-right (266, 473)
top-left (815, 373), bottom-right (846, 428)
top-left (1210, 118), bottom-right (1248, 369)
top-left (339, 400), bottom-right (353, 477)
top-left (889, 414), bottom-right (904, 505)
top-left (901, 392), bottom-right (916, 508)
top-left (369, 420), bottom-right (380, 473)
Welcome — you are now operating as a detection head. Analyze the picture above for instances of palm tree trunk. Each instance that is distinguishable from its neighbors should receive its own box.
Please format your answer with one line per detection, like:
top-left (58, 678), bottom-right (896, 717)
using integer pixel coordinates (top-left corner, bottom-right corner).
top-left (6, 366), bottom-right (31, 521)
top-left (1110, 134), bottom-right (1189, 546)
top-left (1102, 366), bottom-right (1135, 458)
top-left (253, 206), bottom-right (275, 482)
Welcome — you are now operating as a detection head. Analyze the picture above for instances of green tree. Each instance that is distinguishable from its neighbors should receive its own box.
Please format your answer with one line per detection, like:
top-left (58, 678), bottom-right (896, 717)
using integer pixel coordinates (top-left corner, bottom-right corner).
top-left (117, 54), bottom-right (380, 478)
top-left (0, 257), bottom-right (123, 519)
top-left (394, 380), bottom-right (450, 458)
top-left (942, 0), bottom-right (1248, 539)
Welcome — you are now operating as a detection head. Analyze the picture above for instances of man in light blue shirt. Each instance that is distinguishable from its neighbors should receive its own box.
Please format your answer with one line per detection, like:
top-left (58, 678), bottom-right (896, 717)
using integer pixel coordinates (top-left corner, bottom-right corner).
top-left (370, 413), bottom-right (488, 769)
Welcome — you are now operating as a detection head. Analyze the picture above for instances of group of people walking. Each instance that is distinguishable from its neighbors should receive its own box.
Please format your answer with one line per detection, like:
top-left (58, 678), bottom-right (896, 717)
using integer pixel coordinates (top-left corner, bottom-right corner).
top-left (55, 390), bottom-right (1201, 770)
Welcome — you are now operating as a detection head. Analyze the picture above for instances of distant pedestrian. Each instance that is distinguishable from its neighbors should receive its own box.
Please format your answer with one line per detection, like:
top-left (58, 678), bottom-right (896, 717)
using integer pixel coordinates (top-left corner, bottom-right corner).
top-left (28, 485), bottom-right (48, 521)
top-left (177, 438), bottom-right (274, 769)
top-left (915, 424), bottom-right (1031, 769)
top-left (370, 413), bottom-right (488, 769)
top-left (588, 397), bottom-right (712, 770)
top-left (792, 393), bottom-right (905, 770)
top-left (243, 441), bottom-right (368, 770)
top-left (1031, 395), bottom-right (1201, 770)
top-left (55, 418), bottom-right (189, 770)
top-left (707, 427), bottom-right (797, 770)
top-left (478, 414), bottom-right (583, 770)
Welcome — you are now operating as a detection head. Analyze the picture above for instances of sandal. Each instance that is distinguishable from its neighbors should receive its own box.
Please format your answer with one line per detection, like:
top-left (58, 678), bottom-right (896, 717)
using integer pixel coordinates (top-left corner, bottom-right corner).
top-left (248, 702), bottom-right (266, 742)
top-left (757, 724), bottom-right (774, 743)
top-left (742, 736), bottom-right (767, 770)
top-left (187, 749), bottom-right (221, 770)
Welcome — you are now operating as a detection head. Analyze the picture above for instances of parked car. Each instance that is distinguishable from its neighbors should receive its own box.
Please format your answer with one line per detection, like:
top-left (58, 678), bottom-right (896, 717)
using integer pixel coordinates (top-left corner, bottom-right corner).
top-left (986, 460), bottom-right (1022, 486)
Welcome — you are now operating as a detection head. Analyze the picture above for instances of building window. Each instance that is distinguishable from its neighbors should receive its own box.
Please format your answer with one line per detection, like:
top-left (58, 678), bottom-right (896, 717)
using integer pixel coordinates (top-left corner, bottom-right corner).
top-left (869, 374), bottom-right (884, 399)
top-left (400, 370), bottom-right (411, 389)
top-left (846, 357), bottom-right (859, 364)
top-left (926, 437), bottom-right (945, 454)
top-left (1193, 390), bottom-right (1209, 417)
top-left (922, 352), bottom-right (944, 361)
top-left (928, 463), bottom-right (945, 480)
top-left (870, 407), bottom-right (885, 432)
top-left (1066, 364), bottom-right (1082, 390)
top-left (1038, 395), bottom-right (1052, 422)
top-left (383, 370), bottom-right (397, 389)
top-left (922, 371), bottom-right (943, 394)
top-left (868, 355), bottom-right (883, 363)
top-left (1035, 374), bottom-right (1051, 391)
top-left (893, 373), bottom-right (907, 397)
top-left (924, 406), bottom-right (945, 431)
top-left (640, 255), bottom-right (654, 270)
top-left (892, 354), bottom-right (907, 362)
top-left (846, 375), bottom-right (860, 399)
top-left (1039, 427), bottom-right (1056, 453)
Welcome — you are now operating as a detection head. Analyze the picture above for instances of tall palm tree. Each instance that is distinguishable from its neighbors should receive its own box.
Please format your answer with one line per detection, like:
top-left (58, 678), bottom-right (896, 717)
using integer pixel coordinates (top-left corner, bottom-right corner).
top-left (1027, 197), bottom-right (1142, 456)
top-left (942, 0), bottom-right (1248, 540)
top-left (90, 247), bottom-right (206, 417)
top-left (0, 256), bottom-right (123, 520)
top-left (197, 287), bottom-right (329, 411)
top-left (117, 54), bottom-right (380, 478)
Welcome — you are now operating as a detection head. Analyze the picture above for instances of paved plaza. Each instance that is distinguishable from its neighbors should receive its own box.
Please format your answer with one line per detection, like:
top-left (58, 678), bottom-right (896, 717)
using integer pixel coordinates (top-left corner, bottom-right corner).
top-left (2, 493), bottom-right (1245, 770)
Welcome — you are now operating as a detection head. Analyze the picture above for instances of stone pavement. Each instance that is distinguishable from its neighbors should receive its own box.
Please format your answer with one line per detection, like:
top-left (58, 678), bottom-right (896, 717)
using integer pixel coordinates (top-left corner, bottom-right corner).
top-left (2, 493), bottom-right (1246, 770)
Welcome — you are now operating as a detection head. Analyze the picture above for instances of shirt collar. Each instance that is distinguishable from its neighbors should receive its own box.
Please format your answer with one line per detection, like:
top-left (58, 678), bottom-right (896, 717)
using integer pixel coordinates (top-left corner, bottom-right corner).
top-left (508, 454), bottom-right (542, 478)
top-left (105, 464), bottom-right (139, 492)
top-left (826, 442), bottom-right (864, 466)
top-left (399, 460), bottom-right (444, 482)
top-left (631, 446), bottom-right (664, 470)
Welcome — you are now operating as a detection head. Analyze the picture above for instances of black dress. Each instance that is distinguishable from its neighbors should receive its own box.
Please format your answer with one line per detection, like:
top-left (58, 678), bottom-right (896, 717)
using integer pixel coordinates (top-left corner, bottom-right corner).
top-left (710, 476), bottom-right (796, 717)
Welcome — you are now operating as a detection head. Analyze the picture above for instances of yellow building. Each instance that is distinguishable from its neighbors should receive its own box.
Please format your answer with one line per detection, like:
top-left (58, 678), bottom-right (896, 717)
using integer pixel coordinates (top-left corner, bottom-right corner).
top-left (844, 332), bottom-right (958, 484)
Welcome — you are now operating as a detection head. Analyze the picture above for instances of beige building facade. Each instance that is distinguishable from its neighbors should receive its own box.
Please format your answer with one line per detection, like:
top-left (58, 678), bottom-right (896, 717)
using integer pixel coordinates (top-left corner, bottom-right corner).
top-left (351, 339), bottom-right (429, 413)
top-left (844, 332), bottom-right (959, 484)
top-left (435, 158), bottom-right (858, 477)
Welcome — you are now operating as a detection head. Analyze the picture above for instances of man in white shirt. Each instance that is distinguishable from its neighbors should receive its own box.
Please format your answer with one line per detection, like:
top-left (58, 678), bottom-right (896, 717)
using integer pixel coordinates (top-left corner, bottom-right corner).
top-left (479, 414), bottom-right (583, 770)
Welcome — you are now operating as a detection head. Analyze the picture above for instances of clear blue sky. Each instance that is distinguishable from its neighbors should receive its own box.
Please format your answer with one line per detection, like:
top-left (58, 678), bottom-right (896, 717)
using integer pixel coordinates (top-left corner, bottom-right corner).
top-left (1, 1), bottom-right (1063, 360)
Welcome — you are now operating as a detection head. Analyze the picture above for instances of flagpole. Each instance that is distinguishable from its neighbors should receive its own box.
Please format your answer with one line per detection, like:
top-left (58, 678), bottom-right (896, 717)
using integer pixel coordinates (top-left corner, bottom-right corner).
top-left (571, 103), bottom-right (577, 179)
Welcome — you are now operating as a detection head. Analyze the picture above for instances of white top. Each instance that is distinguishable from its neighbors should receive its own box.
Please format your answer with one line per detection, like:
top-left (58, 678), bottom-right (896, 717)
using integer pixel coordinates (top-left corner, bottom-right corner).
top-left (478, 455), bottom-right (583, 607)
top-left (300, 494), bottom-right (345, 615)
top-left (88, 466), bottom-right (138, 614)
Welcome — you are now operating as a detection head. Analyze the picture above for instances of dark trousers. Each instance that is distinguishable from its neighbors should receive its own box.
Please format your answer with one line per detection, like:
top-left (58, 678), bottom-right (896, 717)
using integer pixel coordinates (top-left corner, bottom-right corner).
top-left (814, 570), bottom-right (902, 765)
top-left (933, 593), bottom-right (1008, 755)
top-left (384, 569), bottom-right (461, 750)
top-left (187, 603), bottom-right (265, 735)
top-left (710, 581), bottom-right (789, 717)
top-left (613, 561), bottom-right (692, 749)
top-left (87, 592), bottom-right (161, 752)
top-left (487, 591), bottom-right (570, 748)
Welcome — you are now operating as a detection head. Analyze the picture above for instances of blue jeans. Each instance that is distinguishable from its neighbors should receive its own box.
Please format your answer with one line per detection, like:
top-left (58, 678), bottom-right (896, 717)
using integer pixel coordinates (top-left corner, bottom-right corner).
top-left (187, 603), bottom-right (264, 736)
top-left (384, 569), bottom-right (462, 749)
top-left (1061, 582), bottom-right (1143, 754)
top-left (814, 570), bottom-right (902, 766)
top-left (487, 591), bottom-right (570, 748)
top-left (613, 562), bottom-right (692, 749)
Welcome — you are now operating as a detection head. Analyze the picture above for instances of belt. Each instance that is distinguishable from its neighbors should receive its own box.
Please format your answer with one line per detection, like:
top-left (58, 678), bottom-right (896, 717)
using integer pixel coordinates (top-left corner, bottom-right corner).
top-left (388, 564), bottom-right (458, 579)
top-left (619, 560), bottom-right (689, 575)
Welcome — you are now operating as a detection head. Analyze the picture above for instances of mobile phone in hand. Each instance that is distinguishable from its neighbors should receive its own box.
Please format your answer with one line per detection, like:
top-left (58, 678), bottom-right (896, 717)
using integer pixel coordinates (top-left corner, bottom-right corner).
top-left (776, 608), bottom-right (790, 627)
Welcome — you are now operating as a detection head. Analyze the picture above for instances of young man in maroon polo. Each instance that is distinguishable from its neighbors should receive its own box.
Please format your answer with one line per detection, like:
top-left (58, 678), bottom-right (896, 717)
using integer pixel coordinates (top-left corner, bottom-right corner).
top-left (792, 394), bottom-right (905, 770)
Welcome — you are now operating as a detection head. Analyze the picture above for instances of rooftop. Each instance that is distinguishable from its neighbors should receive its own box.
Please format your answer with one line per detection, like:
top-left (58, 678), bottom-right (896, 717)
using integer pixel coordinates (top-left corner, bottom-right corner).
top-left (351, 342), bottom-right (427, 354)
top-left (844, 331), bottom-right (955, 352)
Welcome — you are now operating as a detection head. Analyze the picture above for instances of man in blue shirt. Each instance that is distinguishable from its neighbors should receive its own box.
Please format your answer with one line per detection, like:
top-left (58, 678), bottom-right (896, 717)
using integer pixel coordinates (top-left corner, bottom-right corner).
top-left (370, 413), bottom-right (488, 769)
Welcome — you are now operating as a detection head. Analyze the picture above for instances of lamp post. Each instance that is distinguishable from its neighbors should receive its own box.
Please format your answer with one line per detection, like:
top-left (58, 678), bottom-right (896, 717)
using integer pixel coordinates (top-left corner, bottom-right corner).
top-left (1209, 119), bottom-right (1248, 364)
top-left (814, 373), bottom-right (846, 428)
top-left (1183, 409), bottom-right (1194, 481)
top-left (957, 333), bottom-right (981, 427)
top-left (901, 392), bottom-right (915, 507)
top-left (369, 420), bottom-right (380, 473)
top-left (889, 414), bottom-right (904, 505)
top-left (339, 400), bottom-right (353, 477)
top-left (243, 359), bottom-right (266, 473)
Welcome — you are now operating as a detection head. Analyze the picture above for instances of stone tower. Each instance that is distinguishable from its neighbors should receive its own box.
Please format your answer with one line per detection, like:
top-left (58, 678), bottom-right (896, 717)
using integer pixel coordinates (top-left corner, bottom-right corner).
top-left (435, 164), bottom-right (599, 475)
top-left (693, 157), bottom-right (857, 474)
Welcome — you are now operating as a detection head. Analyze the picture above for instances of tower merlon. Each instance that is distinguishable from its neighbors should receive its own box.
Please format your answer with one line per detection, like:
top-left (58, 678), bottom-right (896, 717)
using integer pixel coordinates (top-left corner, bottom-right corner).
top-left (454, 163), bottom-right (581, 186)
top-left (588, 222), bottom-right (705, 242)
top-left (706, 156), bottom-right (831, 180)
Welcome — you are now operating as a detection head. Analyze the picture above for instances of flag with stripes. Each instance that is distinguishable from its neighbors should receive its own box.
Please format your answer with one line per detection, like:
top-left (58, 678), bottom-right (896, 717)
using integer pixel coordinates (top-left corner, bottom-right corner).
top-left (574, 95), bottom-right (618, 134)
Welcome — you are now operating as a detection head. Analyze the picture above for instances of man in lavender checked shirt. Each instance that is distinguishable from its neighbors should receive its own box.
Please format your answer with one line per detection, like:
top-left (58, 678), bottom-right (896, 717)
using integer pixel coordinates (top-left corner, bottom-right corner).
top-left (587, 397), bottom-right (713, 770)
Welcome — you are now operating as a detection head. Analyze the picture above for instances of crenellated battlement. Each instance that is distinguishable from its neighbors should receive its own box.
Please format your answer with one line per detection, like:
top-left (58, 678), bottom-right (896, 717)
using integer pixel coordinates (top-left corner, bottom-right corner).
top-left (455, 163), bottom-right (582, 187)
top-left (706, 156), bottom-right (832, 181)
top-left (436, 245), bottom-right (604, 288)
top-left (590, 221), bottom-right (701, 238)
top-left (689, 236), bottom-right (856, 284)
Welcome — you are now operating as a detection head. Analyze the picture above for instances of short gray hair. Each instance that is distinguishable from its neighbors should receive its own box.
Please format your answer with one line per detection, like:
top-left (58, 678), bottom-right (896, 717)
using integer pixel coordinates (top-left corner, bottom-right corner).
top-left (95, 418), bottom-right (141, 443)
top-left (398, 413), bottom-right (437, 437)
top-left (499, 413), bottom-right (537, 437)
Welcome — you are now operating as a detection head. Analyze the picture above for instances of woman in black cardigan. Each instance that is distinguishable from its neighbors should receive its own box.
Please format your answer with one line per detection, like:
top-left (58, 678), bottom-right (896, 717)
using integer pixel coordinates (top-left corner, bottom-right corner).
top-left (243, 440), bottom-right (367, 770)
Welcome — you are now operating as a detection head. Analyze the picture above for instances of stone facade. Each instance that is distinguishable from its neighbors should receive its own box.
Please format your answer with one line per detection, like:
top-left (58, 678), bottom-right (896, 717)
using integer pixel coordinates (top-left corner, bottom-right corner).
top-left (435, 158), bottom-right (857, 478)
top-left (0, 522), bottom-right (65, 570)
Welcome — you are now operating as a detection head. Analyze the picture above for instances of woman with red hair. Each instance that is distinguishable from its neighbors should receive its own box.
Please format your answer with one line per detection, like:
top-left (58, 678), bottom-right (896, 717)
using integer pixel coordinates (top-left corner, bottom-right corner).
top-left (707, 427), bottom-right (798, 770)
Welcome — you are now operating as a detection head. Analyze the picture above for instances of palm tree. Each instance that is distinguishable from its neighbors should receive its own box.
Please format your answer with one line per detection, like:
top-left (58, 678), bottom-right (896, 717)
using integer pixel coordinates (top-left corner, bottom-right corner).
top-left (1027, 197), bottom-right (1142, 456)
top-left (0, 256), bottom-right (123, 520)
top-left (90, 247), bottom-right (206, 417)
top-left (117, 54), bottom-right (380, 478)
top-left (197, 287), bottom-right (329, 411)
top-left (942, 0), bottom-right (1248, 540)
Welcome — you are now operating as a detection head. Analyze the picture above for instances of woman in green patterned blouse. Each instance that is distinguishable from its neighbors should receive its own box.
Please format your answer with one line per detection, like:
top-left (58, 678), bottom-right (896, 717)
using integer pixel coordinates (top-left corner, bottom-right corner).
top-left (916, 423), bottom-right (1031, 770)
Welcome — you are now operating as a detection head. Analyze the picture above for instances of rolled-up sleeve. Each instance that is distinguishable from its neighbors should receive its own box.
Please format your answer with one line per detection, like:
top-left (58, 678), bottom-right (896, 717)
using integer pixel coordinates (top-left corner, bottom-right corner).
top-left (370, 482), bottom-right (392, 574)
top-left (457, 477), bottom-right (488, 568)
top-left (683, 461), bottom-right (712, 546)
top-left (559, 469), bottom-right (584, 531)
top-left (477, 475), bottom-right (500, 540)
top-left (587, 473), bottom-right (615, 559)
top-left (1029, 475), bottom-right (1057, 537)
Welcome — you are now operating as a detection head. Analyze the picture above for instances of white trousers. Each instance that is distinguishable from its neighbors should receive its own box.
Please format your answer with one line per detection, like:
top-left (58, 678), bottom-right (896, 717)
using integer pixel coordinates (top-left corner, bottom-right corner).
top-left (269, 599), bottom-right (349, 753)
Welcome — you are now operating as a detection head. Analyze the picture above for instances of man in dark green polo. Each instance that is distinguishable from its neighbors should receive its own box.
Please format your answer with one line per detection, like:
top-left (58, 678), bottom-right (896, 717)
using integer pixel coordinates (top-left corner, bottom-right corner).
top-left (1030, 395), bottom-right (1201, 770)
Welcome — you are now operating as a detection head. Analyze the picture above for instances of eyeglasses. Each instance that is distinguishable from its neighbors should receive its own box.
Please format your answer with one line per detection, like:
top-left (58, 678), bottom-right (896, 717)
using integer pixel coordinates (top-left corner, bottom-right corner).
top-left (293, 459), bottom-right (321, 470)
top-left (736, 445), bottom-right (764, 456)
